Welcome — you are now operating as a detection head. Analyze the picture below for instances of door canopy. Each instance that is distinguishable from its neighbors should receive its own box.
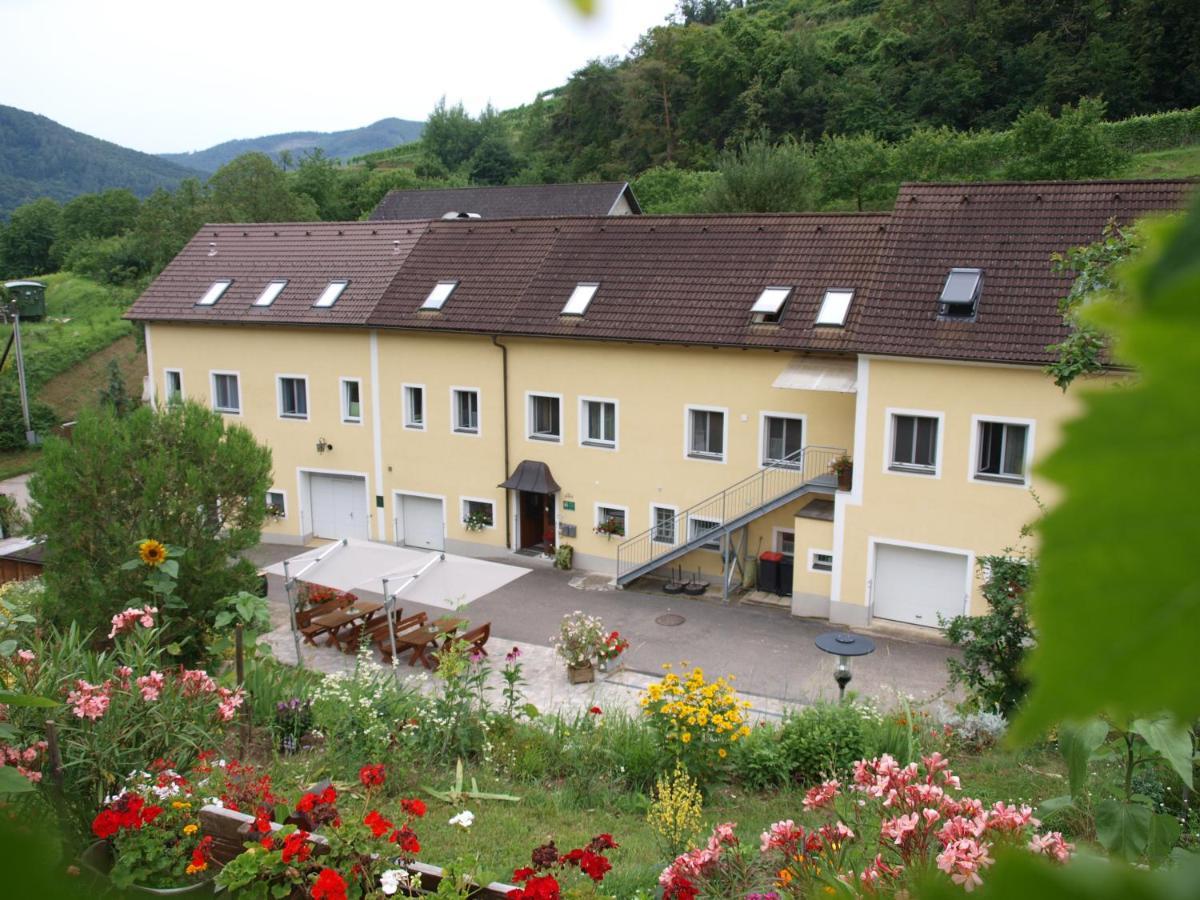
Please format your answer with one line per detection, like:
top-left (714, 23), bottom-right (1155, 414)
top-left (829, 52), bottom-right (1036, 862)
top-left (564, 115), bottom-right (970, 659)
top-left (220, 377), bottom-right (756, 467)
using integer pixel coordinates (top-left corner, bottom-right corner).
top-left (499, 460), bottom-right (561, 494)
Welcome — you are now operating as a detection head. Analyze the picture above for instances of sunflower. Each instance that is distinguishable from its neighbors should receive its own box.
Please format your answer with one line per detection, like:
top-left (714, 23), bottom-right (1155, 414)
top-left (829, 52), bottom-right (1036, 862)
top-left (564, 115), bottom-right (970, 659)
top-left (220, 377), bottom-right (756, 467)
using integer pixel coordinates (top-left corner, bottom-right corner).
top-left (138, 539), bottom-right (167, 567)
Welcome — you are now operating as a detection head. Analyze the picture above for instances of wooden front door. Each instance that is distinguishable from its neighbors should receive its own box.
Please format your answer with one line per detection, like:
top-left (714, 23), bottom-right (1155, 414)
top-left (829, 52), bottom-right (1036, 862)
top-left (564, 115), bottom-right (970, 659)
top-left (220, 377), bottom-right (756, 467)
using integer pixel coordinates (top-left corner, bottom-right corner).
top-left (519, 491), bottom-right (555, 550)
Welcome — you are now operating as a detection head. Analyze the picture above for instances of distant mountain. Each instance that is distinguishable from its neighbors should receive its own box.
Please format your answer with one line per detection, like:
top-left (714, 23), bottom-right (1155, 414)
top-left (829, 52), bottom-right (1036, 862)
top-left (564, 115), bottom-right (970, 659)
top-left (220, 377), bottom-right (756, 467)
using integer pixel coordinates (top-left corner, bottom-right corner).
top-left (0, 105), bottom-right (204, 219)
top-left (159, 118), bottom-right (425, 173)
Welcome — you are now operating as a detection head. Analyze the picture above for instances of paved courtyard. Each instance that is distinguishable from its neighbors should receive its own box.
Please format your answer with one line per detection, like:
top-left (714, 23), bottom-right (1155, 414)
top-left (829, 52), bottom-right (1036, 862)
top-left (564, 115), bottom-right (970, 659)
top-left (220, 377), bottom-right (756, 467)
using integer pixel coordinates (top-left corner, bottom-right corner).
top-left (246, 543), bottom-right (959, 720)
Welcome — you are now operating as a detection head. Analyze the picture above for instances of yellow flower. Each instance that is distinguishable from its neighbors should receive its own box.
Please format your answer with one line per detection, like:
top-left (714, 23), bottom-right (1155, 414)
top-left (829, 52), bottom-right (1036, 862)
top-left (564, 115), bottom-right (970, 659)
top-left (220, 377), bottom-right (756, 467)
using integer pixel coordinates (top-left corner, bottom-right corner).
top-left (681, 732), bottom-right (692, 743)
top-left (172, 800), bottom-right (191, 809)
top-left (778, 868), bottom-right (793, 886)
top-left (182, 824), bottom-right (198, 835)
top-left (138, 539), bottom-right (167, 567)
top-left (718, 748), bottom-right (727, 758)
top-left (185, 862), bottom-right (208, 875)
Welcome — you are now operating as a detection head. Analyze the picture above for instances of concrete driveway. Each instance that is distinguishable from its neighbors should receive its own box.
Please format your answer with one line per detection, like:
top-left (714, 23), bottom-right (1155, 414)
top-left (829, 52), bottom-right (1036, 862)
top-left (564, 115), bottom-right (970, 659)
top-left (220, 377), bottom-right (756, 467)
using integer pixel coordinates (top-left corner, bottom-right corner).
top-left (250, 543), bottom-right (958, 710)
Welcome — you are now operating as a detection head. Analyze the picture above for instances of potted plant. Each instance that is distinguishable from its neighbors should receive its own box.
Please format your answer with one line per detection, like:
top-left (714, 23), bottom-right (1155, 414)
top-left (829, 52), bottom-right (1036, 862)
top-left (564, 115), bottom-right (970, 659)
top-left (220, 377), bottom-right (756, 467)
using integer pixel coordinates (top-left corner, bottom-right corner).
top-left (463, 509), bottom-right (492, 532)
top-left (554, 543), bottom-right (574, 570)
top-left (830, 454), bottom-right (854, 491)
top-left (596, 630), bottom-right (630, 673)
top-left (83, 765), bottom-right (218, 895)
top-left (593, 517), bottom-right (625, 539)
top-left (552, 612), bottom-right (605, 683)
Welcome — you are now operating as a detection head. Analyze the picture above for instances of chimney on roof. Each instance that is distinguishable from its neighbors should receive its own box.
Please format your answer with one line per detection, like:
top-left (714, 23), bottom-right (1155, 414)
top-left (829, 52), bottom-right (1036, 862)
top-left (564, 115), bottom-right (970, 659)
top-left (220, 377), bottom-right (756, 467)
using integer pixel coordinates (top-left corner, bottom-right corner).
top-left (207, 242), bottom-right (217, 257)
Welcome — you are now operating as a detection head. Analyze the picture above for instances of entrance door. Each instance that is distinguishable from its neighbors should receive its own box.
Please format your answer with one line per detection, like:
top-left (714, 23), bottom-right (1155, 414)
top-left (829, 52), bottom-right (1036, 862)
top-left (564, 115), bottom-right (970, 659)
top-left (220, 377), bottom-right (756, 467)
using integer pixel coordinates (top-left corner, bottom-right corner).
top-left (399, 494), bottom-right (445, 550)
top-left (873, 543), bottom-right (969, 627)
top-left (309, 474), bottom-right (368, 540)
top-left (519, 491), bottom-right (555, 550)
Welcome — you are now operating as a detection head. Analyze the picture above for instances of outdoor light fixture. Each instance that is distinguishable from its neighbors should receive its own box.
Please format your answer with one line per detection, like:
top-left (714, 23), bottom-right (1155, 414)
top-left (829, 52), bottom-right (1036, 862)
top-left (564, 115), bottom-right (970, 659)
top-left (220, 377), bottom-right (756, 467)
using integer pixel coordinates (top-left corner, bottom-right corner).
top-left (815, 631), bottom-right (876, 701)
top-left (316, 437), bottom-right (333, 454)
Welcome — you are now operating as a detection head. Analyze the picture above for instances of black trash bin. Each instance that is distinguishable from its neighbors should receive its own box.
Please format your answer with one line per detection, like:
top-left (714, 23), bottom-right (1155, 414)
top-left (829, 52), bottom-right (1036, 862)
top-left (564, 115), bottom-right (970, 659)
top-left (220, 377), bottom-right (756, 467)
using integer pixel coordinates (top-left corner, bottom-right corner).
top-left (777, 557), bottom-right (794, 597)
top-left (757, 551), bottom-right (782, 594)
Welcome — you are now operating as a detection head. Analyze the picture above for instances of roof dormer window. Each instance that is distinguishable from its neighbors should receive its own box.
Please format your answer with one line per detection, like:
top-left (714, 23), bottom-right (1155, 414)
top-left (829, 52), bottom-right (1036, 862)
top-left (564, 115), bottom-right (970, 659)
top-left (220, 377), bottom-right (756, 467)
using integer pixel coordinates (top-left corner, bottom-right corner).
top-left (815, 289), bottom-right (854, 326)
top-left (939, 268), bottom-right (982, 319)
top-left (313, 280), bottom-right (349, 308)
top-left (253, 280), bottom-right (287, 307)
top-left (562, 282), bottom-right (599, 316)
top-left (420, 280), bottom-right (458, 311)
top-left (751, 286), bottom-right (791, 324)
top-left (197, 279), bottom-right (232, 307)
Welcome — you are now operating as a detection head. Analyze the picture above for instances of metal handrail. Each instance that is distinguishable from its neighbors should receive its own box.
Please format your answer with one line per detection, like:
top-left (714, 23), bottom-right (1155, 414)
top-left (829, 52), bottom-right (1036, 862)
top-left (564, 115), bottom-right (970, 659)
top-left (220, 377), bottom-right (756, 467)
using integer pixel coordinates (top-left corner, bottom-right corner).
top-left (616, 445), bottom-right (843, 581)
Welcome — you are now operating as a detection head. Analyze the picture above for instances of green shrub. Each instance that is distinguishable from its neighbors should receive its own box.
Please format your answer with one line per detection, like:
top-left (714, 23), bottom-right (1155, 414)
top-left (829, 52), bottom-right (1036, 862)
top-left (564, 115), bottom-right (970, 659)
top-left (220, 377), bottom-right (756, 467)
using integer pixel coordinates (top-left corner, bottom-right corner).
top-left (729, 722), bottom-right (788, 791)
top-left (779, 702), bottom-right (871, 786)
top-left (0, 389), bottom-right (57, 451)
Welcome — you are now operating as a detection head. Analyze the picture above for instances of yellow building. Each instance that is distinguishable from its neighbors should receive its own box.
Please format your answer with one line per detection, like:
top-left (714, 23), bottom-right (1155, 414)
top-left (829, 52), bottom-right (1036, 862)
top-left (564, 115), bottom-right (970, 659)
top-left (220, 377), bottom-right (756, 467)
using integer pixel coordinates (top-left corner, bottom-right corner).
top-left (129, 180), bottom-right (1192, 629)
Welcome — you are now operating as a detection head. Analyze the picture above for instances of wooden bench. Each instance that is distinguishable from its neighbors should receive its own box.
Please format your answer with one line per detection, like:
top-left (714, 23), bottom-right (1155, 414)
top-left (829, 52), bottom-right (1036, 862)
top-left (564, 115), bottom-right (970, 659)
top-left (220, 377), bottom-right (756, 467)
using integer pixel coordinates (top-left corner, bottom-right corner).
top-left (296, 595), bottom-right (353, 646)
top-left (197, 805), bottom-right (516, 897)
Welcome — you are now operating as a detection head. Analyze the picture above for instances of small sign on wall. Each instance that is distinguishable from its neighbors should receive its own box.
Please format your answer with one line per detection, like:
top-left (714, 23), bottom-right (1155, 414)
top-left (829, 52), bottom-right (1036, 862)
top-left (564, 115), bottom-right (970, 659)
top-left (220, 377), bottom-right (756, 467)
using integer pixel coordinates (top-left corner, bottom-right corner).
top-left (562, 500), bottom-right (576, 511)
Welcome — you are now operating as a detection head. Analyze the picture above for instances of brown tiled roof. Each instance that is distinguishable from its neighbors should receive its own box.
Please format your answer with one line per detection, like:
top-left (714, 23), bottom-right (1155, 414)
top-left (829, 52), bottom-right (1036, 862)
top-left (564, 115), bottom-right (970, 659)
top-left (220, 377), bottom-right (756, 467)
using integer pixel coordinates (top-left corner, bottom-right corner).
top-left (369, 182), bottom-right (640, 220)
top-left (128, 221), bottom-right (428, 326)
top-left (854, 180), bottom-right (1195, 364)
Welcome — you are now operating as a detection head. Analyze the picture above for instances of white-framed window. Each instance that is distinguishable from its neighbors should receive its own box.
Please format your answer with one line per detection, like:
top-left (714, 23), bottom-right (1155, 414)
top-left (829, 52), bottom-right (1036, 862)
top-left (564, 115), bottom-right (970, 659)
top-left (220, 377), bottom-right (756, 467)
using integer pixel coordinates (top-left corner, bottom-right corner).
top-left (775, 529), bottom-right (796, 558)
top-left (340, 378), bottom-right (362, 423)
top-left (197, 279), bottom-right (232, 306)
top-left (421, 281), bottom-right (458, 311)
top-left (277, 375), bottom-right (308, 419)
top-left (685, 406), bottom-right (727, 462)
top-left (887, 410), bottom-right (942, 476)
top-left (527, 392), bottom-right (562, 442)
top-left (761, 413), bottom-right (805, 466)
top-left (313, 280), bottom-right (349, 308)
top-left (461, 497), bottom-right (495, 529)
top-left (688, 516), bottom-right (721, 551)
top-left (211, 371), bottom-right (241, 414)
top-left (562, 282), bottom-right (599, 316)
top-left (808, 549), bottom-right (834, 573)
top-left (266, 490), bottom-right (287, 518)
top-left (253, 280), bottom-right (287, 307)
top-left (164, 369), bottom-right (183, 404)
top-left (580, 397), bottom-right (617, 449)
top-left (815, 289), bottom-right (854, 326)
top-left (451, 388), bottom-right (480, 434)
top-left (595, 504), bottom-right (627, 537)
top-left (403, 384), bottom-right (425, 430)
top-left (651, 504), bottom-right (678, 544)
top-left (971, 417), bottom-right (1033, 485)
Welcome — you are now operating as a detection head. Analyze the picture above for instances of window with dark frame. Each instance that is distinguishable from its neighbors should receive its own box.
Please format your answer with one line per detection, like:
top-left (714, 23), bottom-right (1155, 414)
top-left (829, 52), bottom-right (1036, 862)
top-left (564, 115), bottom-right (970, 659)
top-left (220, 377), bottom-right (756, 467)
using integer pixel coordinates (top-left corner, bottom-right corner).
top-left (463, 499), bottom-right (494, 527)
top-left (279, 377), bottom-right (307, 418)
top-left (212, 373), bottom-right (239, 413)
top-left (529, 394), bottom-right (561, 440)
top-left (583, 399), bottom-right (616, 446)
top-left (976, 421), bottom-right (1028, 482)
top-left (688, 409), bottom-right (725, 459)
top-left (689, 516), bottom-right (721, 551)
top-left (764, 415), bottom-right (803, 465)
top-left (404, 386), bottom-right (424, 428)
top-left (454, 389), bottom-right (479, 433)
top-left (777, 530), bottom-right (796, 558)
top-left (266, 491), bottom-right (286, 517)
top-left (597, 506), bottom-right (626, 536)
top-left (652, 506), bottom-right (676, 544)
top-left (890, 414), bottom-right (938, 472)
top-left (812, 551), bottom-right (833, 572)
top-left (342, 380), bottom-right (361, 422)
top-left (165, 370), bottom-right (183, 404)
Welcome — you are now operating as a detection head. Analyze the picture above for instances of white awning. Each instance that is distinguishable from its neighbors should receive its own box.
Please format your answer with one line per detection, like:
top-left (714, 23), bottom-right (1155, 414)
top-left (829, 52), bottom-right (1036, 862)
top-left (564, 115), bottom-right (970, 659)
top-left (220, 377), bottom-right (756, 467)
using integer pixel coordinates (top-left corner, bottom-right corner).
top-left (772, 356), bottom-right (858, 393)
top-left (262, 538), bottom-right (528, 611)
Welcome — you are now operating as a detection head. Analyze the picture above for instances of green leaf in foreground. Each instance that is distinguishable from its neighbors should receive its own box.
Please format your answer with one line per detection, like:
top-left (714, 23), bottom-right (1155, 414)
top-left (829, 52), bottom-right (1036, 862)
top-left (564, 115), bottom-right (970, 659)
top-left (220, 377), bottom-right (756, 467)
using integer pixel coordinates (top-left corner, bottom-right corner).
top-left (1057, 718), bottom-right (1108, 798)
top-left (0, 689), bottom-right (57, 708)
top-left (0, 766), bottom-right (35, 794)
top-left (1014, 199), bottom-right (1200, 739)
top-left (1131, 716), bottom-right (1195, 788)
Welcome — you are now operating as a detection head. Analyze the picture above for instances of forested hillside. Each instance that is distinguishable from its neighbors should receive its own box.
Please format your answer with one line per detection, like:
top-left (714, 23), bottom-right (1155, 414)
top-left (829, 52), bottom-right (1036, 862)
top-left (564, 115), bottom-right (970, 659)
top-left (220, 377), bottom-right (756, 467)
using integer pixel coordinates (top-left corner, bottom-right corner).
top-left (159, 117), bottom-right (424, 173)
top-left (0, 105), bottom-right (202, 219)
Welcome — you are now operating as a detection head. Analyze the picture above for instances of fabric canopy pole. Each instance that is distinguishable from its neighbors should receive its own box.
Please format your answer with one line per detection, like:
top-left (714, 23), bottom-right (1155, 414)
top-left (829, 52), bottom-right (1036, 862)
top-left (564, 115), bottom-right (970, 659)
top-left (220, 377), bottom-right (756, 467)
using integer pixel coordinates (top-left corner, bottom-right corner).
top-left (380, 552), bottom-right (446, 666)
top-left (282, 538), bottom-right (349, 669)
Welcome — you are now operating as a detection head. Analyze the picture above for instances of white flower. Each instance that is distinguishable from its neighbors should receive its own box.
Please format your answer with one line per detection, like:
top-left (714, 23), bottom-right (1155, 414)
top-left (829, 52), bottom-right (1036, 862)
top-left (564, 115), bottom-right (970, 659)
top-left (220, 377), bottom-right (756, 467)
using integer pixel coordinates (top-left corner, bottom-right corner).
top-left (380, 869), bottom-right (411, 895)
top-left (448, 810), bottom-right (475, 829)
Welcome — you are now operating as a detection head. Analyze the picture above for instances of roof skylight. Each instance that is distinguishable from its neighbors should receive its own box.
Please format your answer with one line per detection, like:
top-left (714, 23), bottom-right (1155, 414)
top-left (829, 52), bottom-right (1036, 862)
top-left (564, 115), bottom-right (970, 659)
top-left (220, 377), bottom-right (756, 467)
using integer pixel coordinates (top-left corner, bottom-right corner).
top-left (420, 281), bottom-right (459, 311)
top-left (197, 280), bottom-right (232, 307)
top-left (815, 289), bottom-right (854, 326)
top-left (312, 280), bottom-right (349, 308)
top-left (939, 268), bottom-right (983, 318)
top-left (562, 282), bottom-right (599, 316)
top-left (253, 280), bottom-right (287, 307)
top-left (751, 286), bottom-right (792, 323)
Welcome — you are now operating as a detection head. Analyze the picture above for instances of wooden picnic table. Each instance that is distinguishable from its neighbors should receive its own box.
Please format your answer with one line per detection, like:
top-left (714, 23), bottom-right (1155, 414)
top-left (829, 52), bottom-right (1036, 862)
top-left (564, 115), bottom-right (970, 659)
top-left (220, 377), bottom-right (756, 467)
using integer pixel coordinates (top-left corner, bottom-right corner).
top-left (396, 616), bottom-right (467, 669)
top-left (310, 599), bottom-right (383, 649)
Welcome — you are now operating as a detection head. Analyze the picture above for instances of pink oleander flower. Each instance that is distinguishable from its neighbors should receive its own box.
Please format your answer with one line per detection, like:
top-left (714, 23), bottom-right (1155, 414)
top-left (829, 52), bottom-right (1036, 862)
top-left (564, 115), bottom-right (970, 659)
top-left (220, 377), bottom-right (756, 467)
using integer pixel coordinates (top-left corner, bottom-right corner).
top-left (15, 649), bottom-right (35, 665)
top-left (215, 686), bottom-right (244, 722)
top-left (67, 680), bottom-right (111, 720)
top-left (984, 801), bottom-right (1040, 835)
top-left (180, 669), bottom-right (217, 697)
top-left (938, 815), bottom-right (986, 845)
top-left (858, 853), bottom-right (903, 892)
top-left (803, 779), bottom-right (840, 811)
top-left (819, 821), bottom-right (855, 847)
top-left (936, 837), bottom-right (994, 892)
top-left (1028, 831), bottom-right (1073, 863)
top-left (880, 812), bottom-right (919, 846)
top-left (760, 819), bottom-right (805, 853)
top-left (108, 605), bottom-right (158, 639)
top-left (136, 671), bottom-right (165, 702)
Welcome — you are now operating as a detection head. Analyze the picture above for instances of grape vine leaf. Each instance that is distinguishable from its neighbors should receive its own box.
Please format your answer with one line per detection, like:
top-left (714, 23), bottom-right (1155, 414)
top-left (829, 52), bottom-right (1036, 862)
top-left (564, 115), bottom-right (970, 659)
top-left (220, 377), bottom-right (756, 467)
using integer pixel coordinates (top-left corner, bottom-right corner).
top-left (1014, 198), bottom-right (1200, 740)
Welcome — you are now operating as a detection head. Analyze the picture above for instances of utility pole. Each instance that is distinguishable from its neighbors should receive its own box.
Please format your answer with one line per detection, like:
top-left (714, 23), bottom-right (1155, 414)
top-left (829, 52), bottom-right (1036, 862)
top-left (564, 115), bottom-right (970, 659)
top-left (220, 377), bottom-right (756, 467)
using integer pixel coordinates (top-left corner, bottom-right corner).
top-left (12, 311), bottom-right (34, 445)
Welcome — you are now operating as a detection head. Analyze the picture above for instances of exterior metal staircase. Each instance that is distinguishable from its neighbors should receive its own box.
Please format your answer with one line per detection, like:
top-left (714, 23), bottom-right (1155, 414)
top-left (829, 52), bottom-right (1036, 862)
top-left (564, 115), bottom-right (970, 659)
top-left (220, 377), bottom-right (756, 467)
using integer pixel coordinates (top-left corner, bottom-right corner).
top-left (615, 445), bottom-right (842, 590)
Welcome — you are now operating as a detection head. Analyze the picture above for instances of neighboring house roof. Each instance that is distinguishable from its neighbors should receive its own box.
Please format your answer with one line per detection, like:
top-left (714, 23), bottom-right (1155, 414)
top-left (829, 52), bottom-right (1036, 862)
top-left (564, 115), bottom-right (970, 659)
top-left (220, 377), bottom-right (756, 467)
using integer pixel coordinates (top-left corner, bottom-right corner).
top-left (130, 221), bottom-right (428, 326)
top-left (853, 180), bottom-right (1195, 365)
top-left (369, 214), bottom-right (889, 353)
top-left (127, 179), bottom-right (1195, 367)
top-left (368, 182), bottom-right (641, 220)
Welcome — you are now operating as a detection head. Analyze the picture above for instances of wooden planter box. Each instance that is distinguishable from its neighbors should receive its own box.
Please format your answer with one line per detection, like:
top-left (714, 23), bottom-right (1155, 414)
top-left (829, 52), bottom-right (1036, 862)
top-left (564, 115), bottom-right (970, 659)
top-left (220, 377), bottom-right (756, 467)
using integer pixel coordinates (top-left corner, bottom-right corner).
top-left (836, 463), bottom-right (853, 491)
top-left (567, 662), bottom-right (595, 684)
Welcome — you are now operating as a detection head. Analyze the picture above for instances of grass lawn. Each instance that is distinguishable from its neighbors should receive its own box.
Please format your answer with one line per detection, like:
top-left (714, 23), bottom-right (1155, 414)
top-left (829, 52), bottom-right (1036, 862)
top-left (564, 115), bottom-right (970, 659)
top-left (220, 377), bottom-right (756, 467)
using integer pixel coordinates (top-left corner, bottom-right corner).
top-left (1126, 144), bottom-right (1200, 179)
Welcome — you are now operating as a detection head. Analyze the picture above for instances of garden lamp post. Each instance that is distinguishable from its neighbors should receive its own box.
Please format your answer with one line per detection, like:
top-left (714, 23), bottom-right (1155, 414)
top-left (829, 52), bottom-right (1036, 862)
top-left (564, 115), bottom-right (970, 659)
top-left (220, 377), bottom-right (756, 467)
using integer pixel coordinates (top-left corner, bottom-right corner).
top-left (815, 631), bottom-right (876, 701)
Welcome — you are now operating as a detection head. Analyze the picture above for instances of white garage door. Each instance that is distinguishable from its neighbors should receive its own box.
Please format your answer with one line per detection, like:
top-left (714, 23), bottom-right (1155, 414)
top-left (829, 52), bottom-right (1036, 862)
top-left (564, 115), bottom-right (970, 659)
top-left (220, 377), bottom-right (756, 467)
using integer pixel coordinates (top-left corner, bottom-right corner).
top-left (309, 474), bottom-right (368, 540)
top-left (399, 494), bottom-right (444, 551)
top-left (873, 543), bottom-right (969, 627)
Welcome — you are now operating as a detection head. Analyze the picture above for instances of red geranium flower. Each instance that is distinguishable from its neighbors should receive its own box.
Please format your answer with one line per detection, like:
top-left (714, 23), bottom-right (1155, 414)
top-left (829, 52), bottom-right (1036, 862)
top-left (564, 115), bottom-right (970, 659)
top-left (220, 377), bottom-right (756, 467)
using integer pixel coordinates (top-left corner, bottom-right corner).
top-left (512, 867), bottom-right (536, 882)
top-left (401, 797), bottom-right (426, 818)
top-left (254, 811), bottom-right (272, 834)
top-left (282, 830), bottom-right (312, 864)
top-left (588, 833), bottom-right (618, 851)
top-left (141, 804), bottom-right (163, 825)
top-left (578, 850), bottom-right (611, 882)
top-left (91, 809), bottom-right (120, 840)
top-left (358, 764), bottom-right (386, 788)
top-left (588, 706), bottom-right (602, 715)
top-left (363, 810), bottom-right (393, 838)
top-left (507, 873), bottom-right (561, 900)
top-left (389, 825), bottom-right (421, 855)
top-left (311, 868), bottom-right (347, 900)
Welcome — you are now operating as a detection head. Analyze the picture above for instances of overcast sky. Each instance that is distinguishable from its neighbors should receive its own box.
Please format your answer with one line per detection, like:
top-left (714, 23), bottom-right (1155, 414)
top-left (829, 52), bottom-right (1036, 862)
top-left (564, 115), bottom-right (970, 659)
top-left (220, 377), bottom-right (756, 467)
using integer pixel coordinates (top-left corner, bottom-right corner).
top-left (1, 0), bottom-right (678, 154)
